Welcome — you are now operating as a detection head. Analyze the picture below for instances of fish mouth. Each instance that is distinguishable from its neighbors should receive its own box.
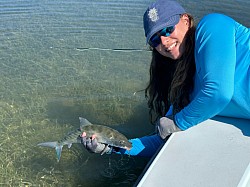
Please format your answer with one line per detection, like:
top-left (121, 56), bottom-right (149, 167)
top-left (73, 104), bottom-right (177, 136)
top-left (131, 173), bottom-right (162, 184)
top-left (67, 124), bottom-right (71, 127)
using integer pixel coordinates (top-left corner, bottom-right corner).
top-left (125, 146), bottom-right (132, 151)
top-left (113, 144), bottom-right (132, 150)
top-left (123, 143), bottom-right (132, 150)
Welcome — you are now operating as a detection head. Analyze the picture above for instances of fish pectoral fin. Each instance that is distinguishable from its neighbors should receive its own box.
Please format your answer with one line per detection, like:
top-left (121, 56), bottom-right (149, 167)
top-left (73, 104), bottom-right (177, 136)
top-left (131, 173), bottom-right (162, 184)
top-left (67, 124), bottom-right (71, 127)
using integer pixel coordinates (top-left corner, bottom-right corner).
top-left (100, 144), bottom-right (109, 155)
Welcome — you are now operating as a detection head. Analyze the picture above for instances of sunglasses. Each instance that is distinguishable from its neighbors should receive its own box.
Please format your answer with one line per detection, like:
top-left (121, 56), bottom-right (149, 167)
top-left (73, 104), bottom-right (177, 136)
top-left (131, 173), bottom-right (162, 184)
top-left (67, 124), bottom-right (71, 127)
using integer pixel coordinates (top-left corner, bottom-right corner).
top-left (148, 26), bottom-right (175, 48)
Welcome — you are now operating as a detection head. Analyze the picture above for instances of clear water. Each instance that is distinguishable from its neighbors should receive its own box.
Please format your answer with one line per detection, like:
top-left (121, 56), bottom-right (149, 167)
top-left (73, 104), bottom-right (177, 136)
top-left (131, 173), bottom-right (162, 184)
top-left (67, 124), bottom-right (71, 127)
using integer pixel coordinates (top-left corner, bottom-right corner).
top-left (0, 0), bottom-right (249, 186)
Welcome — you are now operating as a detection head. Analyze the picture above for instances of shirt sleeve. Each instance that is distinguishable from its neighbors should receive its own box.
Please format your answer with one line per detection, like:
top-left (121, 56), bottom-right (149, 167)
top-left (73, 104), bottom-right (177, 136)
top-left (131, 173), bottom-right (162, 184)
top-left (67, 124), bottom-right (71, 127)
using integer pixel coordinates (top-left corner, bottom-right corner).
top-left (175, 13), bottom-right (237, 130)
top-left (115, 134), bottom-right (164, 157)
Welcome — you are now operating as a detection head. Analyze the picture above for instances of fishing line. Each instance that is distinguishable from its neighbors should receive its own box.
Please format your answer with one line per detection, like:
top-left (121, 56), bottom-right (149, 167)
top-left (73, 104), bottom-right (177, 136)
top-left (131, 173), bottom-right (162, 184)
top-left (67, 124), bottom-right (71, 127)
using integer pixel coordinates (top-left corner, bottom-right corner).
top-left (75, 47), bottom-right (151, 52)
top-left (133, 89), bottom-right (146, 96)
top-left (49, 46), bottom-right (151, 52)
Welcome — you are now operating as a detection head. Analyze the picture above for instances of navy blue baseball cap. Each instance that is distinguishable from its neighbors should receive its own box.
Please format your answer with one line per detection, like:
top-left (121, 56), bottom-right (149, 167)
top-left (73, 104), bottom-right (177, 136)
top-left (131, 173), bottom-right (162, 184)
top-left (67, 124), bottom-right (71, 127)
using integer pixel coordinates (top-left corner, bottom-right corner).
top-left (143, 0), bottom-right (186, 44)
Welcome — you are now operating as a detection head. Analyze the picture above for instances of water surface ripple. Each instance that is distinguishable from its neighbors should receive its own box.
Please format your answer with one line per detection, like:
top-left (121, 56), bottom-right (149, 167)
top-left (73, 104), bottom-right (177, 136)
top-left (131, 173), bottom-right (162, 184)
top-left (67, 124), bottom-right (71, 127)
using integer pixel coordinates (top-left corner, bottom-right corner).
top-left (0, 0), bottom-right (249, 186)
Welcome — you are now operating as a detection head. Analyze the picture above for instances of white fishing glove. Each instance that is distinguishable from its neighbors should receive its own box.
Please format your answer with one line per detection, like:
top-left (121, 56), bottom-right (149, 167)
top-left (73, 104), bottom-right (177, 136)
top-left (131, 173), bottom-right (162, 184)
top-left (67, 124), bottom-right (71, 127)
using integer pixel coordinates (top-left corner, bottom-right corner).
top-left (157, 117), bottom-right (181, 139)
top-left (80, 136), bottom-right (112, 155)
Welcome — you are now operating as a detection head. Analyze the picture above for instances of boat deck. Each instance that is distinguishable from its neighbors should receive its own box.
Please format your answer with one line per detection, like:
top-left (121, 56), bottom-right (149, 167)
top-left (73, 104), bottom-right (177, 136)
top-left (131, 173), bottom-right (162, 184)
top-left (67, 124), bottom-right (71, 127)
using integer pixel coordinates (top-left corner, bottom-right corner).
top-left (136, 117), bottom-right (250, 187)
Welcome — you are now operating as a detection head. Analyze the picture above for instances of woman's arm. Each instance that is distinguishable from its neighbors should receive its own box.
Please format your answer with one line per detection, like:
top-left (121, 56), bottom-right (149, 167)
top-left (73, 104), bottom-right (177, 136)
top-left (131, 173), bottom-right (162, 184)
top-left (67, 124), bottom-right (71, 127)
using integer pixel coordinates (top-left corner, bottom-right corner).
top-left (116, 134), bottom-right (164, 157)
top-left (81, 133), bottom-right (164, 157)
top-left (175, 13), bottom-right (237, 130)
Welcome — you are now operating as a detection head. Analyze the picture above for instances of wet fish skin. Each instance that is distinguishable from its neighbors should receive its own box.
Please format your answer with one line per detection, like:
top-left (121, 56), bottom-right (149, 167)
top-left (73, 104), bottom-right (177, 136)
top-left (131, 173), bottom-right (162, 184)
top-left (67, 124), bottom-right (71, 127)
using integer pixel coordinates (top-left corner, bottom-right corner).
top-left (79, 118), bottom-right (132, 150)
top-left (37, 117), bottom-right (132, 162)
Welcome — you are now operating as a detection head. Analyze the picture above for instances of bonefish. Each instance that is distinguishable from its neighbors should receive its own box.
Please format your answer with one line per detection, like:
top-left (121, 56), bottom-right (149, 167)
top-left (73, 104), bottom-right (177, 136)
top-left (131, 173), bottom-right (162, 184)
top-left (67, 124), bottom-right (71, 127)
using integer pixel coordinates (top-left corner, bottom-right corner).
top-left (37, 117), bottom-right (132, 162)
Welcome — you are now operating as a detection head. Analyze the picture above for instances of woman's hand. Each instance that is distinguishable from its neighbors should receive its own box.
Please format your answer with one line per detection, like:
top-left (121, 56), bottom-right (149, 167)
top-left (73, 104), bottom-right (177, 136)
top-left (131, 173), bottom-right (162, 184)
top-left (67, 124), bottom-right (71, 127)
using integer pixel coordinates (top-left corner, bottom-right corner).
top-left (80, 133), bottom-right (112, 155)
top-left (157, 117), bottom-right (181, 139)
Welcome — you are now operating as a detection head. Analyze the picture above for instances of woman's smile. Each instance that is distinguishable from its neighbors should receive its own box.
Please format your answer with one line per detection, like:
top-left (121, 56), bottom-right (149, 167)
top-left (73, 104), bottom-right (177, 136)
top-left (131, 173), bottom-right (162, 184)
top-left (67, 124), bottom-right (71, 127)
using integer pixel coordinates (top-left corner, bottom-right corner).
top-left (156, 40), bottom-right (181, 59)
top-left (166, 41), bottom-right (177, 51)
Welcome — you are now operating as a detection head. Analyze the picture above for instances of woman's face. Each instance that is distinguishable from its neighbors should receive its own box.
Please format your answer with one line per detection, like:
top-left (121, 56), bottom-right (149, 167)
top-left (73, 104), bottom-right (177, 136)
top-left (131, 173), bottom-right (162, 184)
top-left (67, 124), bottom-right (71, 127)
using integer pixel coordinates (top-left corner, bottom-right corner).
top-left (155, 14), bottom-right (190, 60)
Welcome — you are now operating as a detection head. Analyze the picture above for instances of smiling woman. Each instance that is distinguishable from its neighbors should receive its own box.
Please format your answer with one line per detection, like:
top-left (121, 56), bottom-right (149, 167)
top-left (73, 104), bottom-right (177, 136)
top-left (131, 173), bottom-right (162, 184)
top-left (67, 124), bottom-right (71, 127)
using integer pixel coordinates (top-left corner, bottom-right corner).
top-left (143, 0), bottom-right (250, 128)
top-left (81, 0), bottom-right (250, 164)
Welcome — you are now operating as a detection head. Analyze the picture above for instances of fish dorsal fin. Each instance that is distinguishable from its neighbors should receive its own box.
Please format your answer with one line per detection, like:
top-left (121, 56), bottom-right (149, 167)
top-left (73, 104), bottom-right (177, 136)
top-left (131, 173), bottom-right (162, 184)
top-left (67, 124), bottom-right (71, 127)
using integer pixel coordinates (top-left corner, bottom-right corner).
top-left (79, 117), bottom-right (92, 129)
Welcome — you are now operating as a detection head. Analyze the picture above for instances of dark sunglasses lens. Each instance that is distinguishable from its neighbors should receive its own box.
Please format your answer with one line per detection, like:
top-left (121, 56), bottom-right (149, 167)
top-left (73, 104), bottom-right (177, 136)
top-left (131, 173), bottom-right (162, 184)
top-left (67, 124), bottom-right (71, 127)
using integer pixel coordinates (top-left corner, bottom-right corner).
top-left (148, 26), bottom-right (175, 47)
top-left (167, 26), bottom-right (175, 34)
top-left (161, 26), bottom-right (175, 36)
top-left (149, 34), bottom-right (161, 47)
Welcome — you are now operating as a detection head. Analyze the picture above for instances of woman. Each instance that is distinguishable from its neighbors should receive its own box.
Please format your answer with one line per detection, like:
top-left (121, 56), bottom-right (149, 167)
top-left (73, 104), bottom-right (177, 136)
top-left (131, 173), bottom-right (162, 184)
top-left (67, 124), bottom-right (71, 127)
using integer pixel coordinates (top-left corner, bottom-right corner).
top-left (81, 0), bottom-right (250, 157)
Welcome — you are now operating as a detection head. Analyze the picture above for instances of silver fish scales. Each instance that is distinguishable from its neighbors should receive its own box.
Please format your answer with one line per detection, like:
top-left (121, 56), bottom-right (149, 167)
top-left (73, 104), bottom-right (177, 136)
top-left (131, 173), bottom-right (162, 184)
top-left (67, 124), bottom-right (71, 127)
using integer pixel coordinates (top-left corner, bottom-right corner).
top-left (37, 117), bottom-right (132, 162)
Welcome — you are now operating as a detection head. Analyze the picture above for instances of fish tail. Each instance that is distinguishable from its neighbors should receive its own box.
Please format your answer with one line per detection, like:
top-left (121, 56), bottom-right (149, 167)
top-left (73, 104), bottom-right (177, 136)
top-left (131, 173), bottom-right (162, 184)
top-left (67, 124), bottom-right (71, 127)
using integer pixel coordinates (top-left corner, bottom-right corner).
top-left (37, 141), bottom-right (63, 162)
top-left (55, 145), bottom-right (63, 162)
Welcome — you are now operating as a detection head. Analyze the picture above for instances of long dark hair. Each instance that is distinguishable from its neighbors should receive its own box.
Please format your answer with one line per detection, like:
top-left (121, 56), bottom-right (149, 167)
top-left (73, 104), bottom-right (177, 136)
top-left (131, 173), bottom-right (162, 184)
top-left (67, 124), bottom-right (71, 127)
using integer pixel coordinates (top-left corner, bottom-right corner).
top-left (145, 14), bottom-right (196, 123)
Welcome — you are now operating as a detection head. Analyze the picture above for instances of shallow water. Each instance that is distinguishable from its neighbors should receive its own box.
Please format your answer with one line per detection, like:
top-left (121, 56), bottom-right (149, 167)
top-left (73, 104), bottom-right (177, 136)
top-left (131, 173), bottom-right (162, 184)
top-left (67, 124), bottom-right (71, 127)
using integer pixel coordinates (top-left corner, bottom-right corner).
top-left (0, 0), bottom-right (249, 186)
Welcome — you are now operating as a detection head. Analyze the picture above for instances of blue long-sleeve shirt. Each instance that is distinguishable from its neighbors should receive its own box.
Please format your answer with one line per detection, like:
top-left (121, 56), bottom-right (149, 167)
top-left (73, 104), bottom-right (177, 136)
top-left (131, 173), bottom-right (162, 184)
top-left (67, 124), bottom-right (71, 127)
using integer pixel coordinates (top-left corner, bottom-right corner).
top-left (120, 13), bottom-right (250, 157)
top-left (175, 13), bottom-right (250, 130)
top-left (117, 134), bottom-right (164, 157)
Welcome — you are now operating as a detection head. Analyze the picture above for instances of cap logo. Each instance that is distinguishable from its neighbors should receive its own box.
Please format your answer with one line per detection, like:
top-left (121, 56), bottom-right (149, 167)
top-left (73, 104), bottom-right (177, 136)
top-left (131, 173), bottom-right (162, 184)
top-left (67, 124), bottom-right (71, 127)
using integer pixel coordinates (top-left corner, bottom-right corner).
top-left (148, 7), bottom-right (159, 22)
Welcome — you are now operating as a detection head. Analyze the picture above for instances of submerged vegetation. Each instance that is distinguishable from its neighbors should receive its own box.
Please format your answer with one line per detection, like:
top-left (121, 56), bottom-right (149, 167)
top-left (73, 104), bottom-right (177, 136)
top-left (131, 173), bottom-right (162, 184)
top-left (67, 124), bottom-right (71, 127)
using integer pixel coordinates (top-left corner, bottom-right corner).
top-left (0, 30), bottom-right (151, 185)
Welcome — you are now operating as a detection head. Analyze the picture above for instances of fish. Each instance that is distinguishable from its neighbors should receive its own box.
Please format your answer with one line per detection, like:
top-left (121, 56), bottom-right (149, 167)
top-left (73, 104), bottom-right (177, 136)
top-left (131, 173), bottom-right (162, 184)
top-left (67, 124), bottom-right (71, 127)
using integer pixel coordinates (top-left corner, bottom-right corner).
top-left (37, 117), bottom-right (132, 162)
